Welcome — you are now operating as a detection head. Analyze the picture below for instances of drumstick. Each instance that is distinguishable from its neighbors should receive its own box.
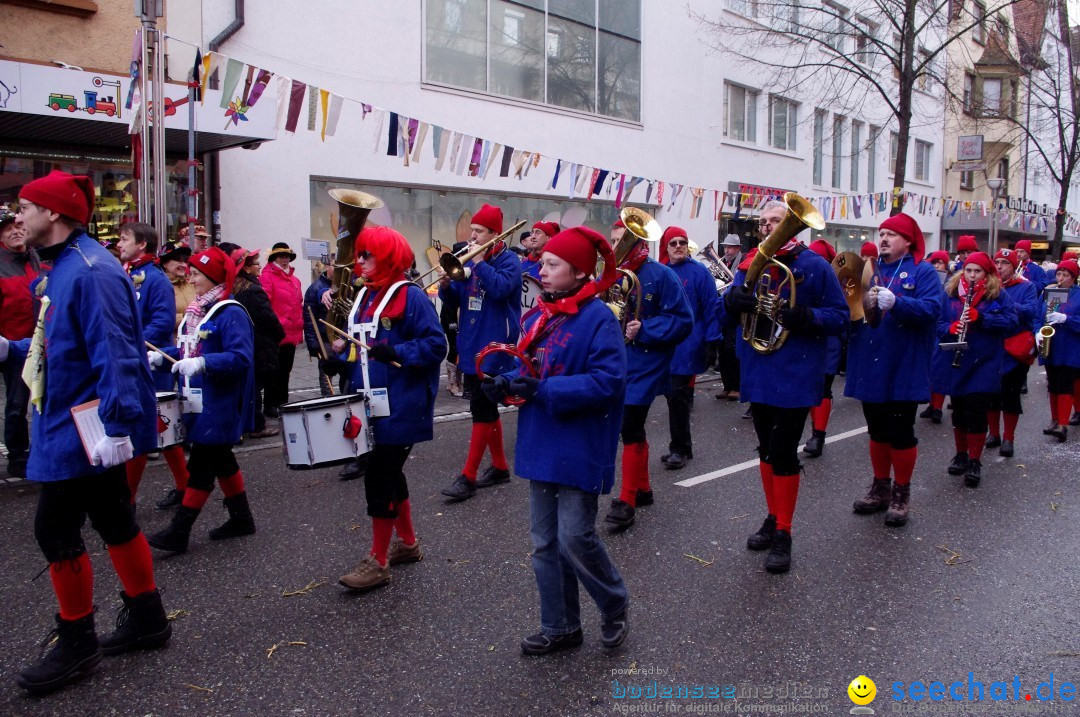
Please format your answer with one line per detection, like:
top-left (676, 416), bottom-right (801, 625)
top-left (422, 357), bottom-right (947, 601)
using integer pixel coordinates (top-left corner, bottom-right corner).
top-left (319, 319), bottom-right (402, 368)
top-left (145, 341), bottom-right (178, 364)
top-left (307, 306), bottom-right (329, 361)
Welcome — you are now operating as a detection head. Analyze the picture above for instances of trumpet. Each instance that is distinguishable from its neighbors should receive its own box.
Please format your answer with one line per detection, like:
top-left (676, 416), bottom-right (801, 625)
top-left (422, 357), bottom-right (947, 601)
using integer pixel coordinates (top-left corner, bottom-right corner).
top-left (418, 220), bottom-right (527, 290)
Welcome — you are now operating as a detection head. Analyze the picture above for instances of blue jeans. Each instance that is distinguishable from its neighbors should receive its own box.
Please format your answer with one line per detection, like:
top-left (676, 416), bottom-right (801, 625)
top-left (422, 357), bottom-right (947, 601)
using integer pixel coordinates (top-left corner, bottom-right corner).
top-left (529, 480), bottom-right (628, 637)
top-left (2, 353), bottom-right (30, 461)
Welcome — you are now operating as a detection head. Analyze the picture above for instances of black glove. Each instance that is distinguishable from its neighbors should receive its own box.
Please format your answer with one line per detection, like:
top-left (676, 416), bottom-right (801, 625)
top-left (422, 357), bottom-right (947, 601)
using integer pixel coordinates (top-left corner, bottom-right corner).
top-left (508, 375), bottom-right (541, 402)
top-left (481, 375), bottom-right (510, 403)
top-left (704, 341), bottom-right (720, 369)
top-left (779, 305), bottom-right (815, 333)
top-left (725, 286), bottom-right (758, 315)
top-left (367, 343), bottom-right (400, 364)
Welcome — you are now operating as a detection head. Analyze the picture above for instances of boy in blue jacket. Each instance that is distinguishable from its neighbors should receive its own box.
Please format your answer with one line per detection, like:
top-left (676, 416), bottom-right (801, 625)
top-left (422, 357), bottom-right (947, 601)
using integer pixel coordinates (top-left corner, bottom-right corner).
top-left (1, 171), bottom-right (170, 695)
top-left (486, 226), bottom-right (629, 655)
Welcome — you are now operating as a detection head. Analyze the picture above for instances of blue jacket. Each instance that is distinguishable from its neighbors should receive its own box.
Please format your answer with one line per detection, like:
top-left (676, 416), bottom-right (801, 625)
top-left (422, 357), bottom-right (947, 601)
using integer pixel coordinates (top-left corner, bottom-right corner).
top-left (668, 258), bottom-right (722, 377)
top-left (502, 297), bottom-right (626, 494)
top-left (1002, 278), bottom-right (1041, 371)
top-left (129, 260), bottom-right (177, 392)
top-left (439, 248), bottom-right (521, 376)
top-left (346, 284), bottom-right (447, 444)
top-left (521, 255), bottom-right (541, 280)
top-left (845, 256), bottom-right (944, 403)
top-left (1040, 285), bottom-right (1080, 368)
top-left (932, 289), bottom-right (1018, 395)
top-left (625, 258), bottom-right (693, 405)
top-left (824, 334), bottom-right (843, 376)
top-left (161, 301), bottom-right (255, 444)
top-left (1021, 261), bottom-right (1048, 297)
top-left (723, 248), bottom-right (849, 408)
top-left (9, 232), bottom-right (156, 482)
top-left (303, 272), bottom-right (332, 357)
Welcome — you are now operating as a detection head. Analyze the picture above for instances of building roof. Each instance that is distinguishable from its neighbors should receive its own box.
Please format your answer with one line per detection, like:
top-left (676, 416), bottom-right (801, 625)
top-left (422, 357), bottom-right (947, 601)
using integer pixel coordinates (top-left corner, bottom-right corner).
top-left (974, 30), bottom-right (1022, 73)
top-left (1012, 0), bottom-right (1048, 66)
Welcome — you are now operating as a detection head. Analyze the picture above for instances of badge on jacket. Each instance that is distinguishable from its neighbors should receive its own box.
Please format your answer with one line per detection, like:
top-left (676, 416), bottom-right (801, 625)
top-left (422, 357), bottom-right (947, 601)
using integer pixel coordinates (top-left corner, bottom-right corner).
top-left (381, 317), bottom-right (392, 330)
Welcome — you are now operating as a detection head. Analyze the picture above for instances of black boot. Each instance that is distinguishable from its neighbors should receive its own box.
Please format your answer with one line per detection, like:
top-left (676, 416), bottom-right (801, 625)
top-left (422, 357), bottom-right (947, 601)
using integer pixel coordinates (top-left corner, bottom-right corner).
top-left (964, 459), bottom-right (982, 488)
top-left (155, 488), bottom-right (184, 510)
top-left (746, 514), bottom-right (776, 550)
top-left (802, 430), bottom-right (826, 458)
top-left (947, 453), bottom-right (969, 476)
top-left (208, 493), bottom-right (256, 540)
top-left (147, 505), bottom-right (200, 553)
top-left (99, 590), bottom-right (172, 656)
top-left (764, 530), bottom-right (792, 574)
top-left (16, 612), bottom-right (102, 695)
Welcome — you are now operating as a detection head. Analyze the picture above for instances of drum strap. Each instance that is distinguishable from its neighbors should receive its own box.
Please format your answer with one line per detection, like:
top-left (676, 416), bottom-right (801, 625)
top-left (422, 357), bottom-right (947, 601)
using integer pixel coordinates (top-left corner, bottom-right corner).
top-left (175, 299), bottom-right (253, 395)
top-left (351, 281), bottom-right (410, 416)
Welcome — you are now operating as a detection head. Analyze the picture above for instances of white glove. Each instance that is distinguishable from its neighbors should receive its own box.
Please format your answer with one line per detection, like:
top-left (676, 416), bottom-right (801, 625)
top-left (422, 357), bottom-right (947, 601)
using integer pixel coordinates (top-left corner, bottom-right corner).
top-left (875, 287), bottom-right (896, 311)
top-left (1047, 311), bottom-right (1066, 325)
top-left (147, 350), bottom-right (164, 367)
top-left (1035, 331), bottom-right (1045, 349)
top-left (0, 335), bottom-right (8, 363)
top-left (91, 435), bottom-right (134, 468)
top-left (172, 356), bottom-right (206, 377)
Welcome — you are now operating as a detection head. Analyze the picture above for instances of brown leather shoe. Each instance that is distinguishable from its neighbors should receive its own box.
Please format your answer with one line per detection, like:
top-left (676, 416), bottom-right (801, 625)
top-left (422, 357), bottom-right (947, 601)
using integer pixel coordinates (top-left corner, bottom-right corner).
top-left (853, 478), bottom-right (891, 514)
top-left (249, 427), bottom-right (280, 439)
top-left (388, 538), bottom-right (423, 566)
top-left (339, 556), bottom-right (390, 591)
top-left (884, 483), bottom-right (910, 527)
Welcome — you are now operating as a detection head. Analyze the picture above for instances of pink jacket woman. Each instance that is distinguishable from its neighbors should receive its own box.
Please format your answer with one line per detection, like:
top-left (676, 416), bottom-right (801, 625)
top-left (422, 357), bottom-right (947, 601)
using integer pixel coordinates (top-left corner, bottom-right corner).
top-left (259, 253), bottom-right (303, 346)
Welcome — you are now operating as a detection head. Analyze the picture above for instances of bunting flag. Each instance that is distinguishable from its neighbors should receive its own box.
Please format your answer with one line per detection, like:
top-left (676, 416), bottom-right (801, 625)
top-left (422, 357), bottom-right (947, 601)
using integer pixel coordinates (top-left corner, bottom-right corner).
top-left (385, 112), bottom-right (399, 155)
top-left (285, 79), bottom-right (306, 134)
top-left (246, 69), bottom-right (272, 108)
top-left (325, 94), bottom-right (344, 139)
top-left (319, 89), bottom-right (330, 141)
top-left (306, 85), bottom-right (319, 132)
top-left (434, 128), bottom-right (452, 171)
top-left (191, 49), bottom-right (203, 103)
top-left (550, 160), bottom-right (563, 190)
top-left (220, 59), bottom-right (244, 109)
top-left (587, 168), bottom-right (601, 200)
top-left (615, 174), bottom-right (627, 208)
top-left (499, 146), bottom-right (514, 178)
top-left (656, 181), bottom-right (665, 206)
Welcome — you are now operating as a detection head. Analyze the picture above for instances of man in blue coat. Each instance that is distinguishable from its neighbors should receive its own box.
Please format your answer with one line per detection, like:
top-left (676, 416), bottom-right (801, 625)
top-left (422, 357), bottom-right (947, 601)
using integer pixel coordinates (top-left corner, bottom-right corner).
top-left (0, 171), bottom-right (170, 695)
top-left (660, 226), bottom-right (721, 470)
top-left (604, 218), bottom-right (693, 529)
top-left (1015, 240), bottom-right (1048, 297)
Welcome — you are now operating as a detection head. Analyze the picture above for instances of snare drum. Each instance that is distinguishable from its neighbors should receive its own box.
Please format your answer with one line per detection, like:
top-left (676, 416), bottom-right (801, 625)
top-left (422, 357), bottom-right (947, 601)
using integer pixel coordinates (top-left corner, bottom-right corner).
top-left (155, 391), bottom-right (185, 448)
top-left (279, 395), bottom-right (372, 469)
top-left (521, 274), bottom-right (543, 316)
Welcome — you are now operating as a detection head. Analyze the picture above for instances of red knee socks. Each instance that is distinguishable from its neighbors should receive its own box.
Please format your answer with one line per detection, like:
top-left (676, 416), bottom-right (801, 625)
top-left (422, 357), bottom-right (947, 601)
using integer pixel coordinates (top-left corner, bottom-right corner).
top-left (163, 444), bottom-right (189, 491)
top-left (892, 446), bottom-right (917, 486)
top-left (772, 473), bottom-right (800, 533)
top-left (930, 393), bottom-right (945, 410)
top-left (394, 498), bottom-right (416, 546)
top-left (370, 517), bottom-right (394, 567)
top-left (107, 533), bottom-right (156, 597)
top-left (953, 428), bottom-right (967, 454)
top-left (1003, 412), bottom-right (1020, 441)
top-left (811, 399), bottom-right (832, 432)
top-left (869, 440), bottom-right (892, 479)
top-left (1056, 394), bottom-right (1073, 426)
top-left (967, 433), bottom-right (986, 460)
top-left (488, 418), bottom-right (508, 471)
top-left (617, 441), bottom-right (649, 507)
top-left (462, 422), bottom-right (489, 480)
top-left (987, 410), bottom-right (1001, 439)
top-left (181, 487), bottom-right (212, 510)
top-left (50, 553), bottom-right (94, 621)
top-left (758, 460), bottom-right (775, 515)
top-left (125, 455), bottom-right (149, 503)
top-left (219, 471), bottom-right (245, 498)
top-left (1050, 393), bottom-right (1062, 423)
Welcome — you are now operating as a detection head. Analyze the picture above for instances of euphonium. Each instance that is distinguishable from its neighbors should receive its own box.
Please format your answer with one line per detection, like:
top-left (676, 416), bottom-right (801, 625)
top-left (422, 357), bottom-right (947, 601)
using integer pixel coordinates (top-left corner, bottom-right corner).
top-left (602, 268), bottom-right (643, 344)
top-left (698, 243), bottom-right (736, 295)
top-left (741, 192), bottom-right (826, 354)
top-left (326, 188), bottom-right (383, 329)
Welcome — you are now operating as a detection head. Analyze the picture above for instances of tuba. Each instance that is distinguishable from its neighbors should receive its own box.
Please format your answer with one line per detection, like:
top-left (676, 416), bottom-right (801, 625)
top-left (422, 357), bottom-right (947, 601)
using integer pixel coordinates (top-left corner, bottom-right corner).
top-left (326, 188), bottom-right (383, 330)
top-left (601, 206), bottom-right (660, 342)
top-left (699, 243), bottom-right (736, 295)
top-left (741, 192), bottom-right (826, 354)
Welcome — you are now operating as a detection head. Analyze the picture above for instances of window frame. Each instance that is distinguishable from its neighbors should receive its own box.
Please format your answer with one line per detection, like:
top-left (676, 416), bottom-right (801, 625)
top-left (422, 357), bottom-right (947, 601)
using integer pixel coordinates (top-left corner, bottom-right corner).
top-left (867, 125), bottom-right (879, 192)
top-left (822, 1), bottom-right (850, 53)
top-left (832, 115), bottom-right (845, 189)
top-left (854, 17), bottom-right (876, 66)
top-left (768, 95), bottom-right (798, 151)
top-left (813, 110), bottom-right (826, 186)
top-left (972, 1), bottom-right (986, 45)
top-left (914, 140), bottom-right (932, 182)
top-left (724, 82), bottom-right (759, 143)
top-left (850, 120), bottom-right (863, 191)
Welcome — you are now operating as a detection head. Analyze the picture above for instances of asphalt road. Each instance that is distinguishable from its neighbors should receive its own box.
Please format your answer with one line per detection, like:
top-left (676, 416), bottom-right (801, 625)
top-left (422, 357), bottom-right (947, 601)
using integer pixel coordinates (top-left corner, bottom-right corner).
top-left (1, 371), bottom-right (1077, 716)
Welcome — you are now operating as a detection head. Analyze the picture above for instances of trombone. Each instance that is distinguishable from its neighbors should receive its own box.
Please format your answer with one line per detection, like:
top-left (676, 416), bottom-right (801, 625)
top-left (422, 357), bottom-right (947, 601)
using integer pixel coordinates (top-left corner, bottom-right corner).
top-left (418, 220), bottom-right (527, 290)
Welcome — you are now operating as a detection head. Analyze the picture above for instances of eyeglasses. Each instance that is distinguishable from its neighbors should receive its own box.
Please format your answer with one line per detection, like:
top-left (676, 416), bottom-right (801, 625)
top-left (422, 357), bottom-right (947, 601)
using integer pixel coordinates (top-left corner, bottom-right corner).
top-left (357, 251), bottom-right (372, 260)
top-left (668, 239), bottom-right (688, 247)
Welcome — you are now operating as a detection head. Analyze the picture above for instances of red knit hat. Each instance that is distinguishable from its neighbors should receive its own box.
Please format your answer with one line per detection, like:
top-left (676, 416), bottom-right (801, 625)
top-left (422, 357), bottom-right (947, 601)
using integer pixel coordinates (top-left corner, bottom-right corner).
top-left (1058, 259), bottom-right (1079, 280)
top-left (532, 221), bottom-right (560, 238)
top-left (543, 226), bottom-right (618, 296)
top-left (19, 170), bottom-right (96, 225)
top-left (927, 250), bottom-right (951, 265)
top-left (878, 213), bottom-right (926, 263)
top-left (471, 204), bottom-right (503, 234)
top-left (1014, 239), bottom-right (1032, 253)
top-left (993, 248), bottom-right (1019, 269)
top-left (860, 241), bottom-right (878, 258)
top-left (189, 246), bottom-right (239, 296)
top-left (807, 239), bottom-right (836, 262)
top-left (957, 235), bottom-right (978, 252)
top-left (964, 251), bottom-right (998, 277)
top-left (1064, 249), bottom-right (1080, 261)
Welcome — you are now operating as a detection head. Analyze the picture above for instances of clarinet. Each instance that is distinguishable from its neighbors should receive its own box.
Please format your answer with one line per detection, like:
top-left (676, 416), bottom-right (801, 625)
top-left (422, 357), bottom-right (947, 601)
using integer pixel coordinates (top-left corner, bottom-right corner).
top-left (951, 290), bottom-right (975, 368)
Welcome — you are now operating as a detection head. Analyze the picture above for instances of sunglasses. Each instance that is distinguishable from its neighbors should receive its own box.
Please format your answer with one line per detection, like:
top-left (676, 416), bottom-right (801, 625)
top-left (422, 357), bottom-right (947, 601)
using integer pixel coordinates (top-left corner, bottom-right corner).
top-left (357, 251), bottom-right (373, 260)
top-left (668, 239), bottom-right (689, 247)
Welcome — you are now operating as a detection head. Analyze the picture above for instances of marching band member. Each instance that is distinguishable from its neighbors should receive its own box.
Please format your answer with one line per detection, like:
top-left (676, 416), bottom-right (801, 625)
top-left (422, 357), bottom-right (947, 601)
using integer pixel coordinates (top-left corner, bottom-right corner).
top-left (2, 172), bottom-right (169, 694)
top-left (117, 223), bottom-right (190, 508)
top-left (521, 221), bottom-right (560, 280)
top-left (860, 241), bottom-right (879, 260)
top-left (603, 220), bottom-right (693, 529)
top-left (803, 239), bottom-right (842, 458)
top-left (439, 204), bottom-right (523, 501)
top-left (660, 226), bottom-right (721, 470)
top-left (847, 214), bottom-right (943, 527)
top-left (336, 227), bottom-right (447, 591)
top-left (722, 200), bottom-right (848, 573)
top-left (927, 250), bottom-right (952, 287)
top-left (1038, 259), bottom-right (1080, 442)
top-left (952, 235), bottom-right (978, 272)
top-left (1014, 240), bottom-right (1048, 297)
top-left (146, 247), bottom-right (257, 553)
top-left (934, 253), bottom-right (1017, 487)
top-left (986, 249), bottom-right (1040, 457)
top-left (485, 226), bottom-right (629, 654)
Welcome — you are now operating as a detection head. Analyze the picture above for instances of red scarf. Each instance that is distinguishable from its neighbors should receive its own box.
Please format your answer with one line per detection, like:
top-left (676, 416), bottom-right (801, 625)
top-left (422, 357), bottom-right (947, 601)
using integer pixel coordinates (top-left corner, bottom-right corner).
top-left (128, 254), bottom-right (157, 272)
top-left (518, 266), bottom-right (619, 358)
top-left (958, 277), bottom-right (987, 308)
top-left (618, 240), bottom-right (650, 274)
top-left (1003, 275), bottom-right (1027, 288)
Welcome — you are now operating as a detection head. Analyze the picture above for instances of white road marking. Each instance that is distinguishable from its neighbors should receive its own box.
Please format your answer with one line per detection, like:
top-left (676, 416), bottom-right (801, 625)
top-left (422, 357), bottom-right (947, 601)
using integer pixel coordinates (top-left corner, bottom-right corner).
top-left (675, 425), bottom-right (869, 488)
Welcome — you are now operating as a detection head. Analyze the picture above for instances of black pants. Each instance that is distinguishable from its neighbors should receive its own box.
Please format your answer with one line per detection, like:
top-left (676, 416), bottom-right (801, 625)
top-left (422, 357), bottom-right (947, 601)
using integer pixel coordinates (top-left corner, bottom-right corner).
top-left (665, 375), bottom-right (693, 456)
top-left (2, 353), bottom-right (30, 461)
top-left (822, 373), bottom-right (836, 400)
top-left (988, 362), bottom-right (1030, 414)
top-left (186, 443), bottom-right (240, 492)
top-left (35, 466), bottom-right (140, 563)
top-left (750, 403), bottom-right (810, 476)
top-left (253, 374), bottom-right (268, 431)
top-left (266, 344), bottom-right (297, 409)
top-left (1046, 364), bottom-right (1077, 394)
top-left (862, 401), bottom-right (919, 449)
top-left (951, 393), bottom-right (992, 434)
top-left (718, 334), bottom-right (740, 392)
top-left (621, 403), bottom-right (652, 444)
top-left (364, 444), bottom-right (413, 519)
top-left (464, 373), bottom-right (500, 423)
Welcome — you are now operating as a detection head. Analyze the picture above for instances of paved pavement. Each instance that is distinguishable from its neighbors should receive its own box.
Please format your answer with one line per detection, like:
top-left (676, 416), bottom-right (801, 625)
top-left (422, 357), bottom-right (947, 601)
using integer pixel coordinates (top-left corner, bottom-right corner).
top-left (1, 367), bottom-right (1078, 716)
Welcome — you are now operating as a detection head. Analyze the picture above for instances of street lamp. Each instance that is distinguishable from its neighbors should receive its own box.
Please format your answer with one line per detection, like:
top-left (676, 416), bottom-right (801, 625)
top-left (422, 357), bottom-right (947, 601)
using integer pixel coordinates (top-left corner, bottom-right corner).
top-left (986, 177), bottom-right (1006, 254)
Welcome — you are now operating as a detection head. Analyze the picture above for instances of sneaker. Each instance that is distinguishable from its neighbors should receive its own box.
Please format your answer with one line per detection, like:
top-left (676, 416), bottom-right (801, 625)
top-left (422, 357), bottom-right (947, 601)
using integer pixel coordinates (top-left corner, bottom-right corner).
top-left (727, 391), bottom-right (740, 401)
top-left (635, 489), bottom-right (654, 507)
top-left (339, 556), bottom-right (391, 591)
top-left (475, 466), bottom-right (511, 488)
top-left (883, 483), bottom-right (910, 527)
top-left (604, 499), bottom-right (636, 529)
top-left (146, 451), bottom-right (161, 461)
top-left (441, 474), bottom-right (476, 502)
top-left (929, 409), bottom-right (943, 424)
top-left (999, 440), bottom-right (1014, 457)
top-left (963, 459), bottom-right (982, 488)
top-left (853, 478), bottom-right (891, 514)
top-left (248, 427), bottom-right (280, 439)
top-left (746, 514), bottom-right (776, 550)
top-left (764, 530), bottom-right (792, 574)
top-left (947, 453), bottom-right (970, 476)
top-left (985, 434), bottom-right (1001, 449)
top-left (155, 488), bottom-right (184, 511)
top-left (520, 628), bottom-right (583, 656)
top-left (714, 390), bottom-right (730, 400)
top-left (387, 538), bottom-right (423, 566)
top-left (600, 609), bottom-right (629, 649)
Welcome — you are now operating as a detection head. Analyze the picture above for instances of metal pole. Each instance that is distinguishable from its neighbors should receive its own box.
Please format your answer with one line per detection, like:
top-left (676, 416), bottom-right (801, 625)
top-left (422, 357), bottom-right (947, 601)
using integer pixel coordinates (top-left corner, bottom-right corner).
top-left (187, 61), bottom-right (196, 243)
top-left (151, 24), bottom-right (167, 233)
top-left (138, 24), bottom-right (152, 220)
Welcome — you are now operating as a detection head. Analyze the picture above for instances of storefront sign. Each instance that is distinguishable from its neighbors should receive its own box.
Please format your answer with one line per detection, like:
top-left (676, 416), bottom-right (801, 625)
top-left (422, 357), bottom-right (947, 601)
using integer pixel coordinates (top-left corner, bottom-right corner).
top-left (957, 135), bottom-right (983, 161)
top-left (1006, 196), bottom-right (1053, 216)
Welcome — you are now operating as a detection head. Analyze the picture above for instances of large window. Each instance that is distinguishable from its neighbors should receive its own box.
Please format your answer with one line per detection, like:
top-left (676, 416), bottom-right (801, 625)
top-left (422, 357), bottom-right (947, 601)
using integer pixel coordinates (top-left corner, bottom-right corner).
top-left (727, 0), bottom-right (759, 18)
top-left (832, 115), bottom-right (844, 188)
top-left (424, 0), bottom-right (642, 121)
top-left (813, 110), bottom-right (826, 185)
top-left (822, 2), bottom-right (849, 52)
top-left (889, 131), bottom-right (899, 169)
top-left (854, 17), bottom-right (875, 65)
top-left (768, 96), bottom-right (798, 150)
top-left (850, 120), bottom-right (862, 191)
top-left (972, 1), bottom-right (986, 44)
top-left (914, 140), bottom-right (932, 181)
top-left (725, 83), bottom-right (758, 142)
top-left (867, 125), bottom-right (879, 192)
top-left (981, 77), bottom-right (1002, 116)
